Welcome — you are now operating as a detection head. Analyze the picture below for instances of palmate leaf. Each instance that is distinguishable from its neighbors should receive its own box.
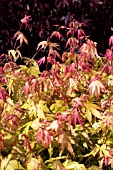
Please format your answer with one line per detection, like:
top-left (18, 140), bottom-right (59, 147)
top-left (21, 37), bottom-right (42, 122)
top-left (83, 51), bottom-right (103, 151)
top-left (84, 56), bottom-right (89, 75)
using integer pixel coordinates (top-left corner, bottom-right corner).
top-left (58, 132), bottom-right (74, 156)
top-left (1, 156), bottom-right (25, 170)
top-left (27, 66), bottom-right (40, 76)
top-left (101, 144), bottom-right (111, 157)
top-left (8, 49), bottom-right (22, 61)
top-left (50, 31), bottom-right (63, 40)
top-left (37, 107), bottom-right (45, 119)
top-left (53, 160), bottom-right (67, 170)
top-left (37, 41), bottom-right (48, 50)
top-left (84, 102), bottom-right (101, 122)
top-left (26, 157), bottom-right (43, 170)
top-left (14, 31), bottom-right (28, 46)
top-left (88, 79), bottom-right (105, 98)
top-left (38, 100), bottom-right (50, 113)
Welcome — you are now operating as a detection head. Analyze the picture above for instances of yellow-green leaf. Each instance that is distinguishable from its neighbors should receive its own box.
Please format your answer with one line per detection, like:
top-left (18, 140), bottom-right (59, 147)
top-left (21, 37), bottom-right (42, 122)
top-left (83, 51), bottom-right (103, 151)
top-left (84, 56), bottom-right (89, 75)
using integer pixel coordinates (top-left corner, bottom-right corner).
top-left (37, 107), bottom-right (45, 119)
top-left (89, 107), bottom-right (101, 119)
top-left (38, 100), bottom-right (49, 113)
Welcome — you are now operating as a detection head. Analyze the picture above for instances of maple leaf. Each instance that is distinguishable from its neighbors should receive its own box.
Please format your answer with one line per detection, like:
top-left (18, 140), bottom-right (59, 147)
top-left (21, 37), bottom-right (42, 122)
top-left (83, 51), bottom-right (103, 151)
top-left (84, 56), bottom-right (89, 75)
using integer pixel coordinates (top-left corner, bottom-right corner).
top-left (71, 109), bottom-right (83, 127)
top-left (109, 35), bottom-right (113, 47)
top-left (36, 129), bottom-right (53, 147)
top-left (88, 78), bottom-right (105, 98)
top-left (77, 28), bottom-right (85, 40)
top-left (69, 63), bottom-right (76, 72)
top-left (73, 97), bottom-right (84, 107)
top-left (50, 31), bottom-right (63, 40)
top-left (24, 81), bottom-right (29, 95)
top-left (14, 31), bottom-right (28, 46)
top-left (37, 56), bottom-right (46, 66)
top-left (0, 87), bottom-right (9, 102)
top-left (22, 134), bottom-right (32, 151)
top-left (53, 160), bottom-right (67, 170)
top-left (58, 132), bottom-right (74, 155)
top-left (66, 29), bottom-right (75, 37)
top-left (0, 133), bottom-right (4, 151)
top-left (61, 12), bottom-right (73, 25)
top-left (47, 120), bottom-right (59, 131)
top-left (7, 114), bottom-right (21, 129)
top-left (105, 49), bottom-right (113, 61)
top-left (57, 0), bottom-right (69, 10)
top-left (20, 15), bottom-right (31, 30)
top-left (66, 37), bottom-right (78, 47)
top-left (37, 41), bottom-right (48, 50)
top-left (102, 111), bottom-right (113, 129)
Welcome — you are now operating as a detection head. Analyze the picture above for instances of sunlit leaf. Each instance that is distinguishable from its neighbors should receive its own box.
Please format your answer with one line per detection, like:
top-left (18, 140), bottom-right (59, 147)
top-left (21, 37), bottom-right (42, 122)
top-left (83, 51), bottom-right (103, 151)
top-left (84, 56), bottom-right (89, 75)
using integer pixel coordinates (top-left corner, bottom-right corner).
top-left (27, 157), bottom-right (42, 170)
top-left (38, 100), bottom-right (50, 113)
top-left (1, 158), bottom-right (24, 170)
top-left (64, 161), bottom-right (86, 170)
top-left (84, 102), bottom-right (102, 119)
top-left (37, 41), bottom-right (48, 50)
top-left (37, 107), bottom-right (45, 119)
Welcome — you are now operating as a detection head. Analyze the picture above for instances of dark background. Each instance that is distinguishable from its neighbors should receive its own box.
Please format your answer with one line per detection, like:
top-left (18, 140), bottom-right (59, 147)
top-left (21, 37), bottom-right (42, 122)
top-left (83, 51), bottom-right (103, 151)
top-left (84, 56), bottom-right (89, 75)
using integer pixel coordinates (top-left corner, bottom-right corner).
top-left (0, 0), bottom-right (113, 59)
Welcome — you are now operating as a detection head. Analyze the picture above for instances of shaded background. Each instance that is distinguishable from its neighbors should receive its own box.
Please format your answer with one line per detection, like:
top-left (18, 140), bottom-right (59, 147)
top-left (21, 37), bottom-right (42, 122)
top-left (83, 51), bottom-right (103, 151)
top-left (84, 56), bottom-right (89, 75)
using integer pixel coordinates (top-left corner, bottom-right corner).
top-left (0, 0), bottom-right (113, 58)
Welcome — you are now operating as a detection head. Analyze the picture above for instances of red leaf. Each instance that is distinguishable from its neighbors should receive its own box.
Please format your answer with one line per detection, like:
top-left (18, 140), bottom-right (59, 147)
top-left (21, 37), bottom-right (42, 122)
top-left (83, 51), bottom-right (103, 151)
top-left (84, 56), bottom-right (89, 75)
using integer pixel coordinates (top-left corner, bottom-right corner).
top-left (0, 88), bottom-right (9, 102)
top-left (77, 29), bottom-right (85, 40)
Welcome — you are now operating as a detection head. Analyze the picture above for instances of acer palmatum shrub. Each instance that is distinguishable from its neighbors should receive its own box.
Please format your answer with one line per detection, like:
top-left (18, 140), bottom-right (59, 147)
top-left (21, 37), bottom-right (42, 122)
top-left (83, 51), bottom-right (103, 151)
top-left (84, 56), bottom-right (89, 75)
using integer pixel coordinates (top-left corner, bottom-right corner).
top-left (1, 16), bottom-right (113, 170)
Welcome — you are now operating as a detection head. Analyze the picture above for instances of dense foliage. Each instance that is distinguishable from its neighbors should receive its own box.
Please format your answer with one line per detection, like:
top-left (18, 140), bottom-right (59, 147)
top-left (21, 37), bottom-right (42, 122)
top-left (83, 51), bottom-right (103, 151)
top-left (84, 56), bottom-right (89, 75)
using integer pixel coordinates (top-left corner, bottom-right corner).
top-left (0, 0), bottom-right (113, 57)
top-left (0, 10), bottom-right (113, 169)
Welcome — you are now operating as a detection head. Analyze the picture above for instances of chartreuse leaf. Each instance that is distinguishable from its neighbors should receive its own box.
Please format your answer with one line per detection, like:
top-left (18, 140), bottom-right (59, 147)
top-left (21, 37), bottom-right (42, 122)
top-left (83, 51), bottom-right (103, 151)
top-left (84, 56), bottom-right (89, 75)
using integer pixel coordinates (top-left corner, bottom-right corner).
top-left (38, 100), bottom-right (49, 113)
top-left (23, 121), bottom-right (32, 135)
top-left (27, 66), bottom-right (40, 77)
top-left (21, 102), bottom-right (30, 109)
top-left (50, 100), bottom-right (67, 113)
top-left (85, 107), bottom-right (92, 123)
top-left (64, 161), bottom-right (86, 170)
top-left (48, 148), bottom-right (53, 158)
top-left (37, 107), bottom-right (45, 119)
top-left (80, 145), bottom-right (100, 158)
top-left (26, 158), bottom-right (39, 170)
top-left (87, 165), bottom-right (100, 170)
top-left (84, 102), bottom-right (101, 120)
top-left (27, 157), bottom-right (45, 170)
top-left (101, 144), bottom-right (111, 157)
top-left (1, 156), bottom-right (24, 170)
top-left (31, 118), bottom-right (40, 130)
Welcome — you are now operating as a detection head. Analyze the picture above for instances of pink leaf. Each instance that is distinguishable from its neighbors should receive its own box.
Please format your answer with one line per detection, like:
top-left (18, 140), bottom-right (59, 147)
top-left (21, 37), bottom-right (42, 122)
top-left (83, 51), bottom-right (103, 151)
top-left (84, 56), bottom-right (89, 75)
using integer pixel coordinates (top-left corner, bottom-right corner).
top-left (21, 15), bottom-right (31, 23)
top-left (37, 56), bottom-right (46, 66)
top-left (105, 49), bottom-right (113, 61)
top-left (50, 31), bottom-right (63, 40)
top-left (109, 35), bottom-right (113, 47)
top-left (24, 81), bottom-right (29, 95)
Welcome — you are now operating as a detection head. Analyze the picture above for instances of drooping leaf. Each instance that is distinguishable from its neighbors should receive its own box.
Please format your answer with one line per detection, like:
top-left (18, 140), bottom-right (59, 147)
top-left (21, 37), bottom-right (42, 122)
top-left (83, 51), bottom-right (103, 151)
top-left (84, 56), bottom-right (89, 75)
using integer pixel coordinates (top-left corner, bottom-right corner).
top-left (14, 31), bottom-right (28, 46)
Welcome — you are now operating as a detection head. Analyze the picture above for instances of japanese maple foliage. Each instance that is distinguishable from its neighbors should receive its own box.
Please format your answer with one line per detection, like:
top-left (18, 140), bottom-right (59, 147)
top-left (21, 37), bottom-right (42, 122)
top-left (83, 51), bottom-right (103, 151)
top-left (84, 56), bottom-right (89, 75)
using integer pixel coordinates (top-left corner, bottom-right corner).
top-left (1, 18), bottom-right (113, 170)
